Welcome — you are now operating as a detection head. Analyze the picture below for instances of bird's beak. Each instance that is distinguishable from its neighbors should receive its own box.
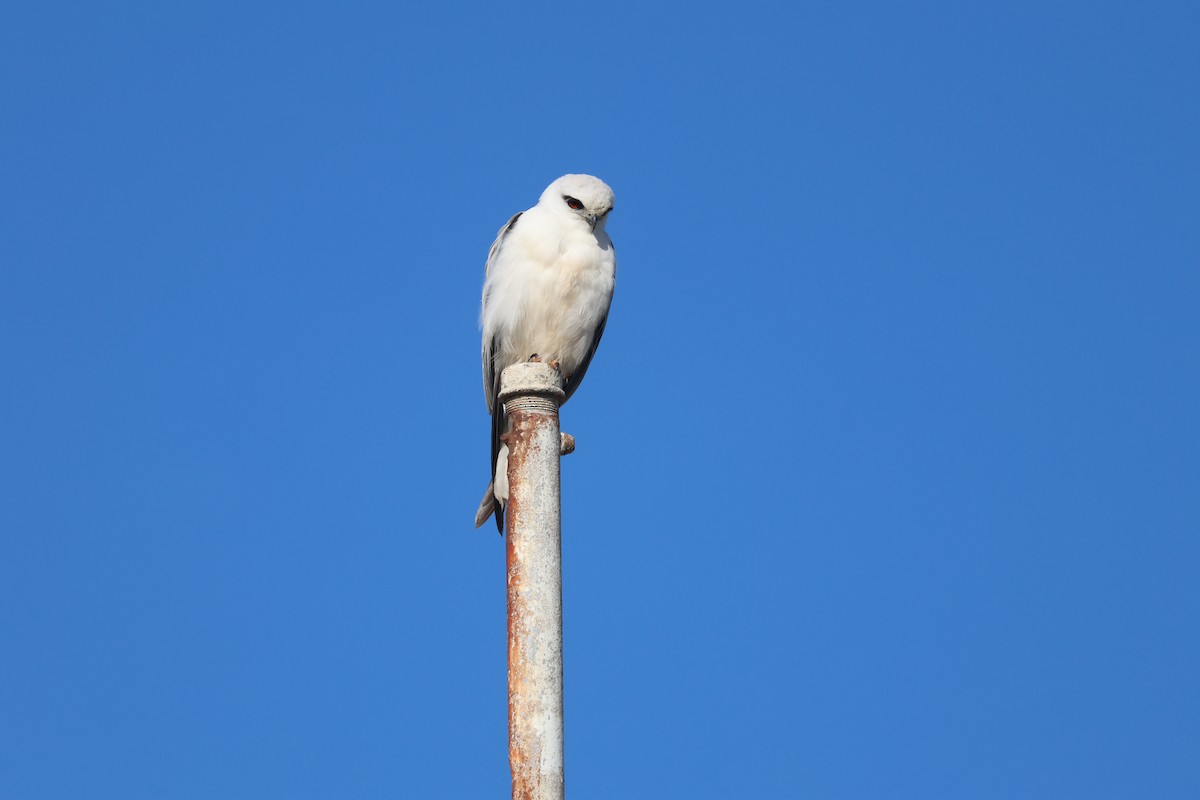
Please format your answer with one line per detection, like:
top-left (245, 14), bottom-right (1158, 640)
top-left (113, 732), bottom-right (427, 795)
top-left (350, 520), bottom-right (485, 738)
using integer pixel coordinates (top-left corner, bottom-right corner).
top-left (586, 214), bottom-right (598, 231)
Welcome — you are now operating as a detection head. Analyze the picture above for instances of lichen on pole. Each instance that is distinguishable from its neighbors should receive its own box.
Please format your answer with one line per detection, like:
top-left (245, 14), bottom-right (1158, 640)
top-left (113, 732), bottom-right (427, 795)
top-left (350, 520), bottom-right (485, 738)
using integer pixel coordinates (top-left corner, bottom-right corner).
top-left (501, 362), bottom-right (567, 800)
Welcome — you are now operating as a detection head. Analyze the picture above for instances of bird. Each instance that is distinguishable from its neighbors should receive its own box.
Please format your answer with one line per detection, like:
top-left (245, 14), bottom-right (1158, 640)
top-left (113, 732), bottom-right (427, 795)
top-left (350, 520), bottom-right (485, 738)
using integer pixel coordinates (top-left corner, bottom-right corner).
top-left (474, 174), bottom-right (617, 532)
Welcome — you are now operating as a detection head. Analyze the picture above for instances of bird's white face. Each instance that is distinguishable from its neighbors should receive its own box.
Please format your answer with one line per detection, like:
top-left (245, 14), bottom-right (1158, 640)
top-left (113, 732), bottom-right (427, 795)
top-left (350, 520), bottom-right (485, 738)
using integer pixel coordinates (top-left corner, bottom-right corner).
top-left (540, 174), bottom-right (615, 233)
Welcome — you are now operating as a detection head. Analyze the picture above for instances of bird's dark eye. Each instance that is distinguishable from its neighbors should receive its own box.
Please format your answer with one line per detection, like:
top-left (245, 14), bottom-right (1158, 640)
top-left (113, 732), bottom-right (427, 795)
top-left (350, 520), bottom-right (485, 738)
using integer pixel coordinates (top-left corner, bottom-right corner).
top-left (564, 196), bottom-right (584, 210)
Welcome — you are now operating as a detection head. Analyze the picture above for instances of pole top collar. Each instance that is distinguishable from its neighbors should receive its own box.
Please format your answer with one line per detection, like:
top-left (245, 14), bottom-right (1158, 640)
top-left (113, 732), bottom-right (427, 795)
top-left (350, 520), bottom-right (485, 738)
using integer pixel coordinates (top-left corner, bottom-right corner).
top-left (499, 362), bottom-right (566, 405)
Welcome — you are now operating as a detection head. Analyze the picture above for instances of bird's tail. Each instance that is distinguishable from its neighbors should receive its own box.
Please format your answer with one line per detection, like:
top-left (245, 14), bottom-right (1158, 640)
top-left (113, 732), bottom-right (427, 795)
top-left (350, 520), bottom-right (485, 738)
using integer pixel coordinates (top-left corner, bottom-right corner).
top-left (474, 444), bottom-right (510, 533)
top-left (474, 482), bottom-right (506, 533)
top-left (474, 482), bottom-right (497, 529)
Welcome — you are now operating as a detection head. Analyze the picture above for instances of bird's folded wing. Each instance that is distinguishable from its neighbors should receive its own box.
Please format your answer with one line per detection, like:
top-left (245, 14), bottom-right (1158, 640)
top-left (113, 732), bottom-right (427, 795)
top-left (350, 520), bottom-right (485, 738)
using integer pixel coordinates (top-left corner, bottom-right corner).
top-left (481, 211), bottom-right (522, 415)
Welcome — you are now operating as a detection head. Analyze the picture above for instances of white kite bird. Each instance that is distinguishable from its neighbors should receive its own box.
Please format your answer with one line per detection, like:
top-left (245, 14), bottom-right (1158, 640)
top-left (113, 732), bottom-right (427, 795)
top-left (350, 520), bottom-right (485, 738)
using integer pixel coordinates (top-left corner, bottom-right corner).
top-left (475, 174), bottom-right (617, 532)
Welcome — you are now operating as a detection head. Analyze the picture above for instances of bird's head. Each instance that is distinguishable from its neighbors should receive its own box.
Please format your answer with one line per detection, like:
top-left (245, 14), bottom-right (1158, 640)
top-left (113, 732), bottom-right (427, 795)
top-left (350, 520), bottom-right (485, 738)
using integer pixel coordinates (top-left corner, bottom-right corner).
top-left (540, 174), bottom-right (615, 233)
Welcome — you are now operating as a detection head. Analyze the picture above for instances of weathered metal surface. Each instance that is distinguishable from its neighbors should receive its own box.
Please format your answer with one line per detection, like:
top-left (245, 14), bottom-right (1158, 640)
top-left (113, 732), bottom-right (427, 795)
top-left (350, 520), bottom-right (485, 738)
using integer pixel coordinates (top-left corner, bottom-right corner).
top-left (500, 363), bottom-right (566, 800)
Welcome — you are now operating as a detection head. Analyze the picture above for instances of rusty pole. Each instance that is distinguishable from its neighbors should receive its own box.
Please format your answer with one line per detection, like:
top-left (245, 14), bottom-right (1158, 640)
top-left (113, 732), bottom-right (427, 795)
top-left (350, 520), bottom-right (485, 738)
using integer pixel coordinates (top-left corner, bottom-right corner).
top-left (500, 362), bottom-right (568, 800)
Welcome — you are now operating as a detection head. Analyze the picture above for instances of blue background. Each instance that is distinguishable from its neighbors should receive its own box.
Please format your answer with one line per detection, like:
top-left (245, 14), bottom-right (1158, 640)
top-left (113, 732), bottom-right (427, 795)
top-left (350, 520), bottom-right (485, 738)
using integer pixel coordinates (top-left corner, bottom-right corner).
top-left (2, 2), bottom-right (1197, 797)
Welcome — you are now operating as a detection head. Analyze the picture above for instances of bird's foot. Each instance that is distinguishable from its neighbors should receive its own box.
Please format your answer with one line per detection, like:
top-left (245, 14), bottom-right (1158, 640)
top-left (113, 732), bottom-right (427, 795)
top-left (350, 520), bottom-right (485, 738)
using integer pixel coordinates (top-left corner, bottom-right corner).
top-left (527, 354), bottom-right (541, 363)
top-left (548, 359), bottom-right (560, 372)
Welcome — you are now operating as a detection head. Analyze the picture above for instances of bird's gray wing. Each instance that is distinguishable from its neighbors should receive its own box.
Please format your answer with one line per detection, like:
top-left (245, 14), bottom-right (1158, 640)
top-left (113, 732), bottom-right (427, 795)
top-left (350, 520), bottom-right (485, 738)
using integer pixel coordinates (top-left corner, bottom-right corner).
top-left (481, 212), bottom-right (522, 415)
top-left (562, 264), bottom-right (614, 404)
top-left (480, 212), bottom-right (522, 533)
top-left (562, 310), bottom-right (610, 404)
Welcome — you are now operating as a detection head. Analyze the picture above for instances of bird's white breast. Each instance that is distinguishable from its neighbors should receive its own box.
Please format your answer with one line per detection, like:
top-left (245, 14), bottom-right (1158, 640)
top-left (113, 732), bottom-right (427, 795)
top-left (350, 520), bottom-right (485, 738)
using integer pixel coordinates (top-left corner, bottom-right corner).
top-left (482, 208), bottom-right (615, 384)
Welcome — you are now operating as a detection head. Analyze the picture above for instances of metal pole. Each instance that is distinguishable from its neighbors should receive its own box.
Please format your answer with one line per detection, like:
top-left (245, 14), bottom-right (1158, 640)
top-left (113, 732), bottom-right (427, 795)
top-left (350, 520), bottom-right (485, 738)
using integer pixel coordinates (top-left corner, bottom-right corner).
top-left (500, 362), bottom-right (567, 800)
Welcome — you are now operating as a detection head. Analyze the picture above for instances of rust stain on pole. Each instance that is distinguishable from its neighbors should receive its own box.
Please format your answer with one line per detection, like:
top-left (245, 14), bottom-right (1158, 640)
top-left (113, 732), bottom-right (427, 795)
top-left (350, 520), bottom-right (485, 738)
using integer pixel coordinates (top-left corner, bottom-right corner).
top-left (501, 362), bottom-right (566, 800)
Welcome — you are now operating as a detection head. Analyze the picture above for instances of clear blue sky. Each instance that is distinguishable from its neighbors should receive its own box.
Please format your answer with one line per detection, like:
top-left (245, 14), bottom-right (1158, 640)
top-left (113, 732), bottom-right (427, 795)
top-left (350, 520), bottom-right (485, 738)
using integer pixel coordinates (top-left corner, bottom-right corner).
top-left (2, 2), bottom-right (1197, 798)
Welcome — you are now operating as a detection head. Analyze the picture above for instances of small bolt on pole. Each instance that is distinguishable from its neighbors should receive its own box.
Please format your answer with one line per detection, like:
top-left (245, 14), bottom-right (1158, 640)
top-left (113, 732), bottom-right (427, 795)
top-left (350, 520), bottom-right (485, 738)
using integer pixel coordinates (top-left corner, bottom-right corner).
top-left (500, 362), bottom-right (571, 800)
